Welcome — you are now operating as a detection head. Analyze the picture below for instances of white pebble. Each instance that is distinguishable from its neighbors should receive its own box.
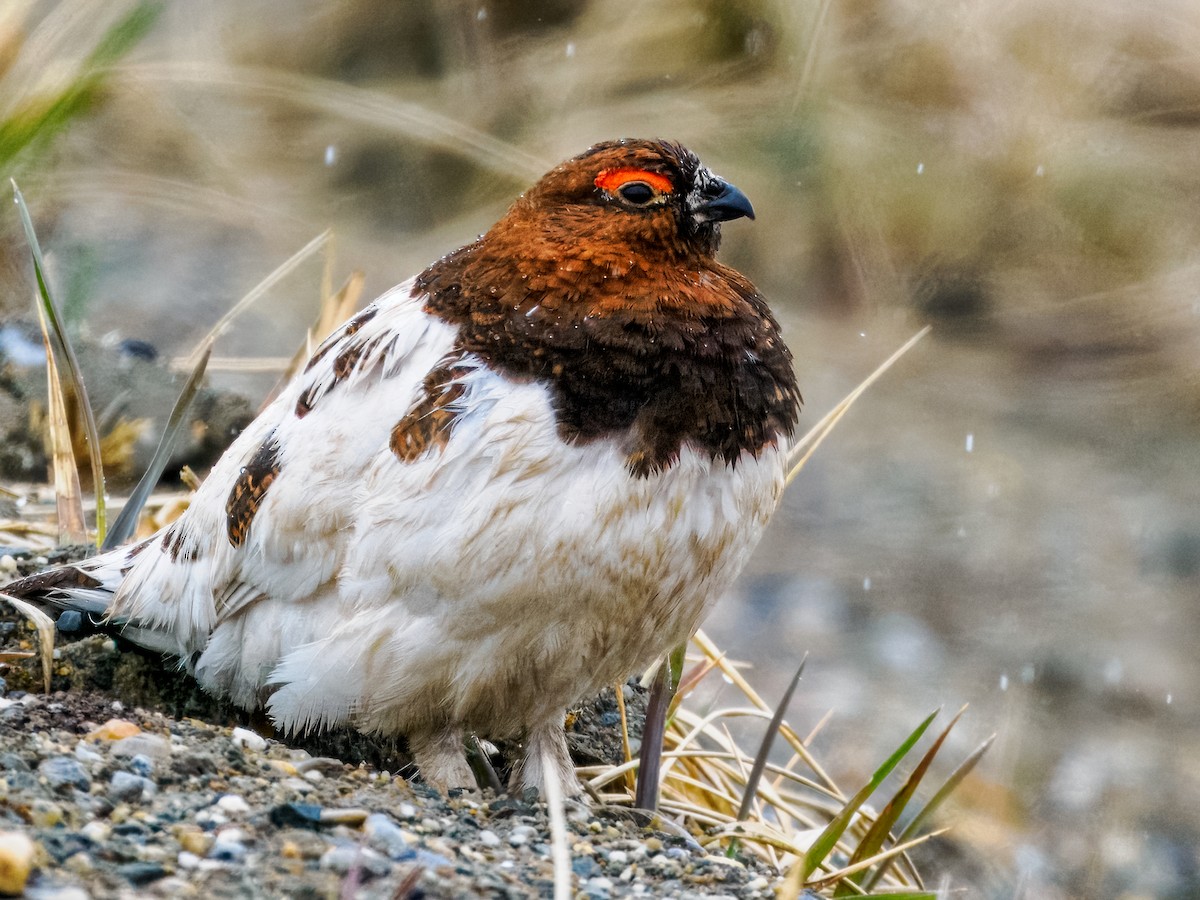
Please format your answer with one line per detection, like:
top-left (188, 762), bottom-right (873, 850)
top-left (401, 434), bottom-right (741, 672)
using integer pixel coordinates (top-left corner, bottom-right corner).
top-left (0, 555), bottom-right (16, 573)
top-left (73, 742), bottom-right (102, 763)
top-left (80, 821), bottom-right (110, 843)
top-left (478, 830), bottom-right (500, 848)
top-left (230, 727), bottom-right (267, 752)
top-left (396, 802), bottom-right (418, 820)
top-left (608, 849), bottom-right (628, 865)
top-left (217, 794), bottom-right (250, 814)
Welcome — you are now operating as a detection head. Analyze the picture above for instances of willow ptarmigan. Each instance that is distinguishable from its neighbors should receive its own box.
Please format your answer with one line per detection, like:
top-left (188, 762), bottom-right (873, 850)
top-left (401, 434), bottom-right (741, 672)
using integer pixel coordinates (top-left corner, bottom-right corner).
top-left (4, 139), bottom-right (801, 796)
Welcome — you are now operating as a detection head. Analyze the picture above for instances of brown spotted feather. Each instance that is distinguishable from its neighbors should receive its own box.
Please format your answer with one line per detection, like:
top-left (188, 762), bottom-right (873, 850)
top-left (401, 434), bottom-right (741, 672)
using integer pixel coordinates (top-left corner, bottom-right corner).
top-left (225, 430), bottom-right (282, 547)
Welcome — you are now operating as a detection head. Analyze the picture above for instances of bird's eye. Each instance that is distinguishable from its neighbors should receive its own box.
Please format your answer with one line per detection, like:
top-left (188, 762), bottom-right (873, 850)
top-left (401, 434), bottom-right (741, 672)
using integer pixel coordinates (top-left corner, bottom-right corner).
top-left (594, 168), bottom-right (674, 207)
top-left (617, 181), bottom-right (656, 205)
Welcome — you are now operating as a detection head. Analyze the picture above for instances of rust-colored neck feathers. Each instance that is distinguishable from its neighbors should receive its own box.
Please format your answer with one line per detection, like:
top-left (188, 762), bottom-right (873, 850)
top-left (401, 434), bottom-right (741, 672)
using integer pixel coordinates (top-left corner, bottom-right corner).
top-left (417, 139), bottom-right (800, 476)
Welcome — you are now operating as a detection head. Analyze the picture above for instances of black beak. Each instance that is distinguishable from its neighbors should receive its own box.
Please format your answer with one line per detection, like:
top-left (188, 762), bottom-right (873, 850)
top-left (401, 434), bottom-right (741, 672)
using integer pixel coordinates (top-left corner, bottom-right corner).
top-left (693, 179), bottom-right (755, 222)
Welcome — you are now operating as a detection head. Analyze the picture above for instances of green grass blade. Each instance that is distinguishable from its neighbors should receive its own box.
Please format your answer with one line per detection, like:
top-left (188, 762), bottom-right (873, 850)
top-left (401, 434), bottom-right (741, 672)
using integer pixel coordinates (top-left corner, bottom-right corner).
top-left (799, 708), bottom-right (940, 883)
top-left (0, 3), bottom-right (162, 171)
top-left (85, 2), bottom-right (162, 69)
top-left (102, 340), bottom-right (213, 550)
top-left (12, 179), bottom-right (107, 546)
top-left (845, 707), bottom-right (966, 895)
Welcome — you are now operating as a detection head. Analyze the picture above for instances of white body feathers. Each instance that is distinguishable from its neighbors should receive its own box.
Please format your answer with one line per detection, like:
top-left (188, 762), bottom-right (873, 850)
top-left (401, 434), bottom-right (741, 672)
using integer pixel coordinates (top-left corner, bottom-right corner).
top-left (87, 279), bottom-right (786, 743)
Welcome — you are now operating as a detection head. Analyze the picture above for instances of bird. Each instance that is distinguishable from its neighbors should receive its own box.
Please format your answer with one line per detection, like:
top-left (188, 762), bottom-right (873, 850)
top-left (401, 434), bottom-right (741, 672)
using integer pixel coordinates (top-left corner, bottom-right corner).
top-left (3, 139), bottom-right (801, 796)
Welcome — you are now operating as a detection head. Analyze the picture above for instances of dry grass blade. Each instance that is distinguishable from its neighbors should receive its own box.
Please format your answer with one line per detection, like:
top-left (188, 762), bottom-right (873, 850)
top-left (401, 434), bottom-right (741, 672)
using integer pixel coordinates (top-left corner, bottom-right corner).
top-left (693, 630), bottom-right (840, 795)
top-left (667, 652), bottom-right (724, 719)
top-left (0, 592), bottom-right (54, 693)
top-left (803, 829), bottom-right (949, 893)
top-left (736, 655), bottom-right (807, 823)
top-left (182, 229), bottom-right (333, 370)
top-left (121, 62), bottom-right (549, 180)
top-left (613, 682), bottom-right (636, 793)
top-left (785, 326), bottom-right (931, 487)
top-left (38, 320), bottom-right (86, 544)
top-left (542, 746), bottom-right (572, 900)
top-left (103, 341), bottom-right (213, 550)
top-left (263, 268), bottom-right (364, 408)
top-left (13, 179), bottom-right (107, 545)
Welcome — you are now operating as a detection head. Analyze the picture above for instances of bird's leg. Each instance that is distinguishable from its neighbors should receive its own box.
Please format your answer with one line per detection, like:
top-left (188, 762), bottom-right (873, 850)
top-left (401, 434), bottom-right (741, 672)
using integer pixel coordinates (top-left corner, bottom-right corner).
top-left (510, 715), bottom-right (582, 798)
top-left (408, 726), bottom-right (476, 792)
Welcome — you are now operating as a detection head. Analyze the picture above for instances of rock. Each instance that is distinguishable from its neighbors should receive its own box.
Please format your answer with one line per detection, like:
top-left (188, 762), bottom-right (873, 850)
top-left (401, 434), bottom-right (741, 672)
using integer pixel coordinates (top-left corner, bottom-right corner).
top-left (363, 813), bottom-right (409, 858)
top-left (230, 727), bottom-right (267, 753)
top-left (28, 799), bottom-right (64, 828)
top-left (117, 861), bottom-right (167, 886)
top-left (268, 802), bottom-right (323, 829)
top-left (110, 732), bottom-right (171, 762)
top-left (87, 718), bottom-right (141, 740)
top-left (209, 829), bottom-right (249, 863)
top-left (79, 821), bottom-right (110, 843)
top-left (216, 794), bottom-right (250, 815)
top-left (109, 771), bottom-right (155, 803)
top-left (38, 756), bottom-right (90, 793)
top-left (319, 844), bottom-right (391, 879)
top-left (478, 829), bottom-right (501, 848)
top-left (0, 831), bottom-right (34, 896)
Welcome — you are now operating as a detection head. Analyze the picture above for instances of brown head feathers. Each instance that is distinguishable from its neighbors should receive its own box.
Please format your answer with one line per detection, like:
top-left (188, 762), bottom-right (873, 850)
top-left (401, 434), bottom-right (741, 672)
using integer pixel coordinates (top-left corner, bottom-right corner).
top-left (417, 138), bottom-right (800, 476)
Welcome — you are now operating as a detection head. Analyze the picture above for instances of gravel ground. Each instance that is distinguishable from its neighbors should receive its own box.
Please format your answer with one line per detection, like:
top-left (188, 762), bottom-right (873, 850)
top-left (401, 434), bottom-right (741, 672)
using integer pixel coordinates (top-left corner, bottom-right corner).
top-left (0, 551), bottom-right (782, 899)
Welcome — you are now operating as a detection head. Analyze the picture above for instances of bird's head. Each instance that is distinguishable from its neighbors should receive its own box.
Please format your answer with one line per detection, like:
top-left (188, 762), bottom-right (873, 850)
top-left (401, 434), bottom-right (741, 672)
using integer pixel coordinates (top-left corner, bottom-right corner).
top-left (498, 139), bottom-right (754, 260)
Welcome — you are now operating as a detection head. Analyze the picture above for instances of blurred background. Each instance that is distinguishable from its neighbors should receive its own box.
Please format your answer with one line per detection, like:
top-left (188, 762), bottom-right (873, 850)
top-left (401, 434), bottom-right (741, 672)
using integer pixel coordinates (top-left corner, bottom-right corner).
top-left (3, 1), bottom-right (1199, 896)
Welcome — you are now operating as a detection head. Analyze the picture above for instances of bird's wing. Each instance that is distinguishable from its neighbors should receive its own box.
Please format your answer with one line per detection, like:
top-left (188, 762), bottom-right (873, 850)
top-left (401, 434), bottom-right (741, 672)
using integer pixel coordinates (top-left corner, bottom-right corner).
top-left (110, 277), bottom-right (459, 661)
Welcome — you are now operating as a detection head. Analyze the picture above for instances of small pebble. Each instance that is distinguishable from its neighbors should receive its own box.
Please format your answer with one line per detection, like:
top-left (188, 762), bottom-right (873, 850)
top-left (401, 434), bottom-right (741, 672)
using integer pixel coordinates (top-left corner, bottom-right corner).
top-left (573, 856), bottom-right (600, 878)
top-left (38, 757), bottom-right (90, 793)
top-left (209, 829), bottom-right (249, 863)
top-left (0, 831), bottom-right (35, 895)
top-left (586, 876), bottom-right (615, 896)
top-left (230, 727), bottom-right (267, 753)
top-left (508, 824), bottom-right (537, 847)
top-left (109, 771), bottom-right (152, 803)
top-left (111, 733), bottom-right (171, 762)
top-left (80, 821), bottom-right (111, 843)
top-left (87, 718), bottom-right (141, 741)
top-left (478, 829), bottom-right (501, 848)
top-left (318, 844), bottom-right (391, 878)
top-left (118, 861), bottom-right (167, 885)
top-left (363, 813), bottom-right (409, 858)
top-left (177, 831), bottom-right (213, 857)
top-left (395, 802), bottom-right (418, 820)
top-left (129, 754), bottom-right (155, 777)
top-left (72, 742), bottom-right (102, 764)
top-left (217, 794), bottom-right (251, 815)
top-left (28, 799), bottom-right (64, 828)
